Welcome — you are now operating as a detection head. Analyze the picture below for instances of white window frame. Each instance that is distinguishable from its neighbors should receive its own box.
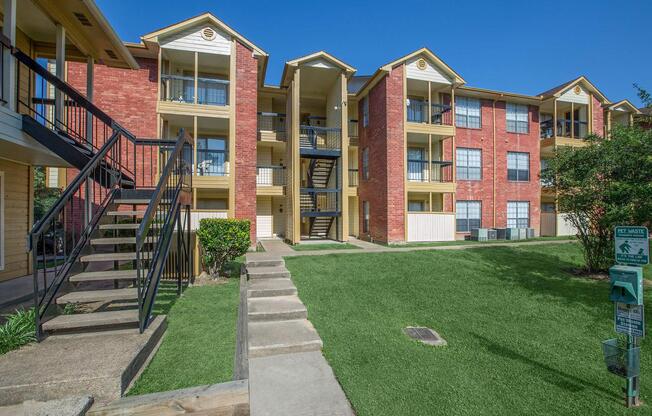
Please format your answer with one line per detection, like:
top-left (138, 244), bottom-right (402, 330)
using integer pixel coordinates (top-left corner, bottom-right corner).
top-left (507, 201), bottom-right (530, 228)
top-left (362, 96), bottom-right (369, 127)
top-left (506, 103), bottom-right (529, 133)
top-left (455, 96), bottom-right (481, 128)
top-left (456, 200), bottom-right (481, 233)
top-left (456, 148), bottom-right (482, 181)
top-left (507, 152), bottom-right (530, 182)
top-left (0, 171), bottom-right (4, 271)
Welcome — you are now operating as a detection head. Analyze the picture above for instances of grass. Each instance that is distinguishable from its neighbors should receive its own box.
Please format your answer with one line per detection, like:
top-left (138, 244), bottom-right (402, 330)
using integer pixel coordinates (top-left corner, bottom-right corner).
top-left (287, 242), bottom-right (651, 415)
top-left (292, 243), bottom-right (361, 251)
top-left (0, 308), bottom-right (36, 355)
top-left (128, 276), bottom-right (240, 395)
top-left (388, 235), bottom-right (574, 248)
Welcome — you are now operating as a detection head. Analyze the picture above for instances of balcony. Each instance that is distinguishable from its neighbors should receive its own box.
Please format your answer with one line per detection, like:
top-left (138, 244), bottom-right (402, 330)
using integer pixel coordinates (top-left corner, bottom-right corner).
top-left (406, 160), bottom-right (455, 193)
top-left (407, 101), bottom-right (453, 125)
top-left (349, 120), bottom-right (359, 146)
top-left (299, 126), bottom-right (341, 157)
top-left (258, 112), bottom-right (286, 141)
top-left (348, 168), bottom-right (359, 187)
top-left (257, 165), bottom-right (285, 196)
top-left (300, 188), bottom-right (339, 216)
top-left (160, 74), bottom-right (229, 106)
top-left (540, 119), bottom-right (589, 139)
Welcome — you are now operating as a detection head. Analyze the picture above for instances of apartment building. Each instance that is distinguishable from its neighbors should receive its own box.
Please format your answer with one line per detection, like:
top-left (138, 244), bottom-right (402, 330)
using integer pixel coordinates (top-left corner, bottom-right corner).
top-left (0, 9), bottom-right (643, 283)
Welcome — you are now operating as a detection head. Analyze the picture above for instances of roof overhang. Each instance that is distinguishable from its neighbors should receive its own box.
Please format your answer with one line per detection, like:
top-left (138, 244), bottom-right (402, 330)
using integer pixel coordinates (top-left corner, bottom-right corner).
top-left (608, 99), bottom-right (642, 114)
top-left (457, 86), bottom-right (541, 105)
top-left (281, 51), bottom-right (356, 87)
top-left (538, 76), bottom-right (610, 104)
top-left (381, 48), bottom-right (465, 85)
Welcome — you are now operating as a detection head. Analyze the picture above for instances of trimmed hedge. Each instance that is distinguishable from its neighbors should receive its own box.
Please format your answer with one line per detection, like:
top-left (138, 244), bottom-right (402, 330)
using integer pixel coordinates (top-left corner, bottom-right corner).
top-left (197, 218), bottom-right (250, 278)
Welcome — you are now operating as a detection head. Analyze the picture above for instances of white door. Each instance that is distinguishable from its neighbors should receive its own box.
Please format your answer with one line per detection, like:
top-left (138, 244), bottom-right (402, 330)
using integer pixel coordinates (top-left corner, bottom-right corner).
top-left (256, 197), bottom-right (273, 239)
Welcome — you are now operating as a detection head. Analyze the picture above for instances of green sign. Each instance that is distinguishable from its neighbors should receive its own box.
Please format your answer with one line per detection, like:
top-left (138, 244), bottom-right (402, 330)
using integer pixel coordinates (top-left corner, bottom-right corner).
top-left (615, 303), bottom-right (645, 338)
top-left (615, 227), bottom-right (649, 266)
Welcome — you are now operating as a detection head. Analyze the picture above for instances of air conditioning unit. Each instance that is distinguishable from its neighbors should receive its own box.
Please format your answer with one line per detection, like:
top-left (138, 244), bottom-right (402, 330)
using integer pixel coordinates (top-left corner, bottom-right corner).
top-left (527, 228), bottom-right (536, 239)
top-left (487, 229), bottom-right (498, 240)
top-left (470, 228), bottom-right (490, 241)
top-left (518, 228), bottom-right (528, 240)
top-left (505, 228), bottom-right (521, 240)
top-left (495, 228), bottom-right (507, 240)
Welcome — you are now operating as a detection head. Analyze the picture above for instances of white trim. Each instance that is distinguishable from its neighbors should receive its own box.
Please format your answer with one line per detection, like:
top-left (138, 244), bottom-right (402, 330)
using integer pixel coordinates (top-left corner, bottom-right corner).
top-left (0, 171), bottom-right (4, 271)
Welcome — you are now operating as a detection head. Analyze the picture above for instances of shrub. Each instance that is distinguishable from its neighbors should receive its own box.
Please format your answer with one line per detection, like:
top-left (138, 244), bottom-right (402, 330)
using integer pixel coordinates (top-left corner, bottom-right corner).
top-left (0, 308), bottom-right (36, 355)
top-left (197, 218), bottom-right (250, 278)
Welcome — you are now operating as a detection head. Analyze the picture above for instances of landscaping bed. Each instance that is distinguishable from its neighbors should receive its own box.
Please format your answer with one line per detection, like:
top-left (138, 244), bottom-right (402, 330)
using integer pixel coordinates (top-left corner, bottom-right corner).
top-left (287, 242), bottom-right (651, 415)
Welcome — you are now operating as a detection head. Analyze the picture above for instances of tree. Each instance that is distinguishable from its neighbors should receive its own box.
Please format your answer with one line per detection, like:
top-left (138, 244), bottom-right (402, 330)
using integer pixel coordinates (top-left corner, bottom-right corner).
top-left (196, 218), bottom-right (250, 278)
top-left (33, 167), bottom-right (61, 222)
top-left (633, 83), bottom-right (652, 127)
top-left (541, 126), bottom-right (652, 272)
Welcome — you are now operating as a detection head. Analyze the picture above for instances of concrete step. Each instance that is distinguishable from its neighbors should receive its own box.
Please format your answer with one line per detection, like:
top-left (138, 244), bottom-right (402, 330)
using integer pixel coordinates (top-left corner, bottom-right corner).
top-left (248, 295), bottom-right (307, 322)
top-left (99, 223), bottom-right (140, 230)
top-left (91, 237), bottom-right (137, 245)
top-left (106, 210), bottom-right (145, 217)
top-left (80, 252), bottom-right (138, 262)
top-left (248, 319), bottom-right (322, 358)
top-left (56, 288), bottom-right (138, 304)
top-left (246, 257), bottom-right (284, 268)
top-left (247, 266), bottom-right (290, 280)
top-left (114, 198), bottom-right (151, 205)
top-left (42, 310), bottom-right (138, 333)
top-left (248, 278), bottom-right (297, 298)
top-left (69, 269), bottom-right (141, 283)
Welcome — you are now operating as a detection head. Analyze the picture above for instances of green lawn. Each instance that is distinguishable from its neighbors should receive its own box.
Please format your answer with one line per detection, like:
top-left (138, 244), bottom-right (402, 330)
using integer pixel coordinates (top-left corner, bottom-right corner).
top-left (128, 277), bottom-right (240, 395)
top-left (292, 243), bottom-right (361, 251)
top-left (389, 235), bottom-right (574, 248)
top-left (287, 242), bottom-right (651, 416)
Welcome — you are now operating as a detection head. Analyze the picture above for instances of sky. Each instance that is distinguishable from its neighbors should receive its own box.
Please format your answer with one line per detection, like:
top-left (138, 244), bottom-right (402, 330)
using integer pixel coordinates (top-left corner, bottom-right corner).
top-left (96, 0), bottom-right (651, 106)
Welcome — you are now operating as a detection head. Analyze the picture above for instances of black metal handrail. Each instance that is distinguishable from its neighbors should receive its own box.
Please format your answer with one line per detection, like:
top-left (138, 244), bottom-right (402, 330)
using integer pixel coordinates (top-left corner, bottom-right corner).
top-left (406, 160), bottom-right (454, 182)
top-left (299, 125), bottom-right (341, 151)
top-left (540, 119), bottom-right (589, 139)
top-left (407, 100), bottom-right (452, 125)
top-left (256, 165), bottom-right (285, 186)
top-left (300, 188), bottom-right (339, 214)
top-left (349, 168), bottom-right (359, 187)
top-left (136, 129), bottom-right (193, 332)
top-left (160, 74), bottom-right (229, 105)
top-left (258, 112), bottom-right (286, 133)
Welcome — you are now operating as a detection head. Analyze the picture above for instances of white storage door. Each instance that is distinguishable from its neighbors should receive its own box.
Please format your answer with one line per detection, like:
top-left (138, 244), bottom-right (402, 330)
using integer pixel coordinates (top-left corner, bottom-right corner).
top-left (256, 197), bottom-right (273, 239)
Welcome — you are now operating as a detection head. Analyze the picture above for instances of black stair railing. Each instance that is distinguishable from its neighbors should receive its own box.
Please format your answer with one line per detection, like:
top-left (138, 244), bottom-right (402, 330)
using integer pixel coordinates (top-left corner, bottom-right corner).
top-left (136, 130), bottom-right (193, 332)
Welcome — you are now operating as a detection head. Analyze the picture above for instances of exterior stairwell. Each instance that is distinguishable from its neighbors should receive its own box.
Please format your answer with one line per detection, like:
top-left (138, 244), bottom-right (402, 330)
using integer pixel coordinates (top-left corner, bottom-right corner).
top-left (302, 158), bottom-right (338, 239)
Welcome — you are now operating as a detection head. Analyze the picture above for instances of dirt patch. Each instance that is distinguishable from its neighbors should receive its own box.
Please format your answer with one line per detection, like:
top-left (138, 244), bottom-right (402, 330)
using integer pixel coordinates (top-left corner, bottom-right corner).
top-left (191, 272), bottom-right (230, 287)
top-left (567, 268), bottom-right (609, 281)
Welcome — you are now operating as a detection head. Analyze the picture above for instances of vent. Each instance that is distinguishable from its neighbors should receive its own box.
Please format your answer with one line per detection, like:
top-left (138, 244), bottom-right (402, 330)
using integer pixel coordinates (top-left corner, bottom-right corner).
top-left (104, 49), bottom-right (117, 60)
top-left (403, 327), bottom-right (447, 346)
top-left (73, 12), bottom-right (92, 27)
top-left (201, 27), bottom-right (216, 41)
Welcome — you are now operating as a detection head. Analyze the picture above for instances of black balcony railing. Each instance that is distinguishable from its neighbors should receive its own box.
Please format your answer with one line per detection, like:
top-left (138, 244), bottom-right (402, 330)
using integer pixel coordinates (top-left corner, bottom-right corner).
top-left (299, 126), bottom-right (341, 152)
top-left (160, 74), bottom-right (229, 106)
top-left (300, 188), bottom-right (339, 214)
top-left (406, 160), bottom-right (453, 182)
top-left (257, 165), bottom-right (285, 186)
top-left (257, 112), bottom-right (286, 140)
top-left (348, 169), bottom-right (359, 187)
top-left (540, 119), bottom-right (589, 139)
top-left (196, 150), bottom-right (228, 176)
top-left (407, 100), bottom-right (453, 125)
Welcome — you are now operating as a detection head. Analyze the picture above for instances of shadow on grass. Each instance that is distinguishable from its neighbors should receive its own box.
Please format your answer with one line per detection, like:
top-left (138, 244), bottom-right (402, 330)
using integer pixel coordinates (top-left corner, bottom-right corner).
top-left (472, 244), bottom-right (608, 309)
top-left (471, 332), bottom-right (620, 401)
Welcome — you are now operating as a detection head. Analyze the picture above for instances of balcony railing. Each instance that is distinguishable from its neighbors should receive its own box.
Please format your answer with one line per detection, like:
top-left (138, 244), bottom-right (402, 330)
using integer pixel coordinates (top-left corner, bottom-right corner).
top-left (257, 112), bottom-right (286, 141)
top-left (299, 126), bottom-right (341, 152)
top-left (349, 168), bottom-right (358, 187)
top-left (407, 100), bottom-right (453, 125)
top-left (300, 188), bottom-right (339, 214)
top-left (540, 119), bottom-right (589, 139)
top-left (160, 74), bottom-right (229, 106)
top-left (407, 160), bottom-right (453, 182)
top-left (196, 151), bottom-right (229, 176)
top-left (257, 165), bottom-right (285, 186)
top-left (349, 119), bottom-right (359, 145)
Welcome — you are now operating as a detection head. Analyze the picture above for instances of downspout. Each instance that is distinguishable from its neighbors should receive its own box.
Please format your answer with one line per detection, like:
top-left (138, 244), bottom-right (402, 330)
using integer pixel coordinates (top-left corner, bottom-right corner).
top-left (492, 99), bottom-right (497, 228)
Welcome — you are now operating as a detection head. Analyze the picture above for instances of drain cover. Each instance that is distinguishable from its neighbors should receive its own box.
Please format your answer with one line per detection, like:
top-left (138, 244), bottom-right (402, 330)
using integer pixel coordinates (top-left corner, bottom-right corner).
top-left (403, 326), bottom-right (447, 346)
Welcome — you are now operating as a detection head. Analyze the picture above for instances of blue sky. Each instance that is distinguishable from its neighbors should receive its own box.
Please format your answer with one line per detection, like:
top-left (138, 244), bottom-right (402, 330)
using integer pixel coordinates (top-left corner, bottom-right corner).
top-left (97, 0), bottom-right (651, 106)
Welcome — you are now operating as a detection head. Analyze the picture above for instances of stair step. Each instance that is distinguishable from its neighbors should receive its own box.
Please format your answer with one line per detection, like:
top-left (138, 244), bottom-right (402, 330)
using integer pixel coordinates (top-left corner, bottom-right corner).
top-left (106, 210), bottom-right (145, 216)
top-left (114, 198), bottom-right (151, 205)
top-left (42, 310), bottom-right (138, 332)
top-left (246, 258), bottom-right (284, 268)
top-left (69, 269), bottom-right (141, 282)
top-left (247, 266), bottom-right (290, 279)
top-left (80, 252), bottom-right (138, 262)
top-left (248, 319), bottom-right (322, 358)
top-left (248, 278), bottom-right (297, 298)
top-left (99, 223), bottom-right (140, 230)
top-left (90, 237), bottom-right (136, 245)
top-left (56, 288), bottom-right (138, 304)
top-left (248, 295), bottom-right (307, 322)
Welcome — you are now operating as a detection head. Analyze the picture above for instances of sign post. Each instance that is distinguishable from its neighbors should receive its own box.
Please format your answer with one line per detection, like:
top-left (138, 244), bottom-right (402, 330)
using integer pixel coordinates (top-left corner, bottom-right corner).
top-left (604, 226), bottom-right (648, 408)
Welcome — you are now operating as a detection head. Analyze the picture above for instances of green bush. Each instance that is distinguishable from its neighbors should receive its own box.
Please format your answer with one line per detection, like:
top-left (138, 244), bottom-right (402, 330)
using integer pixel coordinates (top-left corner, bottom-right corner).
top-left (0, 308), bottom-right (36, 355)
top-left (197, 218), bottom-right (250, 278)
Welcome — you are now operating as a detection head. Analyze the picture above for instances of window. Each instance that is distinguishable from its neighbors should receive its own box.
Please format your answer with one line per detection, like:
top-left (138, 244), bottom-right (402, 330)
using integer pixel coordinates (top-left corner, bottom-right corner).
top-left (541, 203), bottom-right (556, 213)
top-left (455, 97), bottom-right (481, 128)
top-left (456, 148), bottom-right (481, 180)
top-left (362, 201), bottom-right (370, 233)
top-left (0, 171), bottom-right (3, 271)
top-left (507, 201), bottom-right (529, 228)
top-left (408, 200), bottom-right (426, 212)
top-left (362, 148), bottom-right (369, 180)
top-left (197, 137), bottom-right (228, 176)
top-left (506, 103), bottom-right (529, 133)
top-left (362, 97), bottom-right (369, 127)
top-left (507, 152), bottom-right (530, 182)
top-left (456, 201), bottom-right (481, 232)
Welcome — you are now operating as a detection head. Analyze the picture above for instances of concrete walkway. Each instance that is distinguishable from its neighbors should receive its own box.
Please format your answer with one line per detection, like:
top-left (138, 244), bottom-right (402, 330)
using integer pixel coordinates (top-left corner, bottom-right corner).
top-left (257, 237), bottom-right (575, 258)
top-left (245, 256), bottom-right (354, 416)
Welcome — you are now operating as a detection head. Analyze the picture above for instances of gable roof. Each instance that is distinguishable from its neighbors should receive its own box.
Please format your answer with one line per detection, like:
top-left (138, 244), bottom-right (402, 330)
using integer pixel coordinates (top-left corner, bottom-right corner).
top-left (141, 12), bottom-right (267, 57)
top-left (281, 51), bottom-right (356, 86)
top-left (381, 47), bottom-right (465, 84)
top-left (538, 76), bottom-right (610, 104)
top-left (608, 99), bottom-right (642, 114)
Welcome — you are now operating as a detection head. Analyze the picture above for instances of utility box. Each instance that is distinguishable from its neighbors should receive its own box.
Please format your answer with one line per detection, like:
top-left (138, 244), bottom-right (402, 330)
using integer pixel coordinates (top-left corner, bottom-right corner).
top-left (609, 265), bottom-right (644, 306)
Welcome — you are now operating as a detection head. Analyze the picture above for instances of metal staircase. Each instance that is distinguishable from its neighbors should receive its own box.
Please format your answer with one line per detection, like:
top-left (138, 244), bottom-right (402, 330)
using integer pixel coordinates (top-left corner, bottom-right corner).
top-left (3, 38), bottom-right (194, 339)
top-left (301, 156), bottom-right (339, 239)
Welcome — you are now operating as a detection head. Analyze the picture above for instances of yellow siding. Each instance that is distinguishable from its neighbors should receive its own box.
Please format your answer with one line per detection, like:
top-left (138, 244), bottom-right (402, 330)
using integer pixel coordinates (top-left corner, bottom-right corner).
top-left (0, 159), bottom-right (31, 282)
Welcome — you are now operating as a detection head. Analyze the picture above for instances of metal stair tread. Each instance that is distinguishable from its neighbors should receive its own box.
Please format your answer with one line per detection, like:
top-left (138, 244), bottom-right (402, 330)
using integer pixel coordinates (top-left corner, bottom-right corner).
top-left (69, 269), bottom-right (142, 282)
top-left (80, 252), bottom-right (151, 262)
top-left (114, 198), bottom-right (151, 204)
top-left (99, 223), bottom-right (141, 230)
top-left (90, 236), bottom-right (155, 245)
top-left (56, 288), bottom-right (138, 304)
top-left (42, 310), bottom-right (138, 331)
top-left (106, 210), bottom-right (145, 216)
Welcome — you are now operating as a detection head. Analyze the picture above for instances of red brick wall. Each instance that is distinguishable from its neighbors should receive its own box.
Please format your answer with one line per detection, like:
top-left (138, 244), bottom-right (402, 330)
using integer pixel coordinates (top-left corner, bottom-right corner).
top-left (234, 41), bottom-right (258, 243)
top-left (592, 95), bottom-right (604, 135)
top-left (453, 99), bottom-right (541, 235)
top-left (358, 65), bottom-right (405, 243)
